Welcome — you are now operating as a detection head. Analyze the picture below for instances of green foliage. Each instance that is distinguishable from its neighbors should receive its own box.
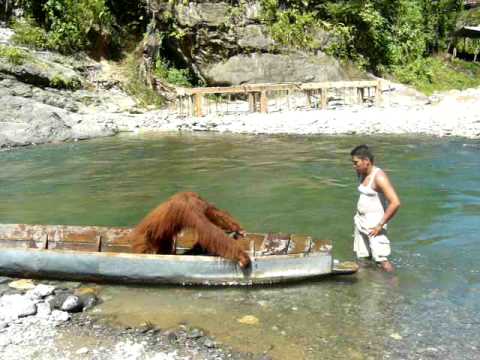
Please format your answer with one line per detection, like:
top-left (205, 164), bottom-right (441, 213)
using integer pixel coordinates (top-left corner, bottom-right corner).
top-left (0, 45), bottom-right (30, 65)
top-left (123, 53), bottom-right (165, 108)
top-left (154, 59), bottom-right (192, 87)
top-left (11, 18), bottom-right (49, 49)
top-left (50, 74), bottom-right (82, 90)
top-left (392, 57), bottom-right (480, 95)
top-left (260, 0), bottom-right (464, 73)
top-left (17, 0), bottom-right (116, 54)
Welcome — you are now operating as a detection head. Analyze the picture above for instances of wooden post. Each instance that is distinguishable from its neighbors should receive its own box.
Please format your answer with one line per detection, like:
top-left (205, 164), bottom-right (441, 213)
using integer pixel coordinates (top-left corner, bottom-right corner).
top-left (194, 94), bottom-right (203, 117)
top-left (306, 90), bottom-right (312, 108)
top-left (248, 93), bottom-right (256, 112)
top-left (375, 80), bottom-right (382, 105)
top-left (357, 87), bottom-right (363, 104)
top-left (320, 88), bottom-right (327, 109)
top-left (260, 91), bottom-right (268, 113)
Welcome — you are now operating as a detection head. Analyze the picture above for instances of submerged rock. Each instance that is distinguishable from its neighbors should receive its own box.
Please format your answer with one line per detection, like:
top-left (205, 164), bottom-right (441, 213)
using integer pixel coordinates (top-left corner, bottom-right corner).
top-left (8, 279), bottom-right (35, 290)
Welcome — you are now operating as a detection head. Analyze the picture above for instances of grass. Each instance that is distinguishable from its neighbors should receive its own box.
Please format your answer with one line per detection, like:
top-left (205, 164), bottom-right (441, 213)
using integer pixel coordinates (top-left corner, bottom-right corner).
top-left (393, 55), bottom-right (480, 95)
top-left (122, 52), bottom-right (165, 108)
top-left (0, 45), bottom-right (30, 65)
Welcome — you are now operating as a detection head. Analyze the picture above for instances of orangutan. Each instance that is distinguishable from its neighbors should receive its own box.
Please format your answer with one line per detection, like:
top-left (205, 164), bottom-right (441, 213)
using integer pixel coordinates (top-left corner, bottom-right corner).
top-left (125, 192), bottom-right (251, 268)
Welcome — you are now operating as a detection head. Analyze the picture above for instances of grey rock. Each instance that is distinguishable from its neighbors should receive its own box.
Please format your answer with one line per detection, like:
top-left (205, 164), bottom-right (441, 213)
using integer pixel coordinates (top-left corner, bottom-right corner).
top-left (0, 294), bottom-right (37, 320)
top-left (36, 302), bottom-right (53, 318)
top-left (203, 338), bottom-right (216, 348)
top-left (237, 25), bottom-right (274, 50)
top-left (0, 321), bottom-right (7, 329)
top-left (187, 328), bottom-right (203, 339)
top-left (0, 277), bottom-right (11, 284)
top-left (175, 2), bottom-right (231, 27)
top-left (50, 309), bottom-right (70, 322)
top-left (80, 293), bottom-right (98, 311)
top-left (26, 284), bottom-right (56, 299)
top-left (61, 295), bottom-right (83, 313)
top-left (203, 52), bottom-right (362, 85)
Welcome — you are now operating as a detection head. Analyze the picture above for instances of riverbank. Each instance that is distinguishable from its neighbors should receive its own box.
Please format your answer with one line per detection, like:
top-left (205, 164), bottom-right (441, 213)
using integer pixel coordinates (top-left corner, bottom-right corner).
top-left (0, 277), bottom-right (265, 360)
top-left (1, 23), bottom-right (480, 148)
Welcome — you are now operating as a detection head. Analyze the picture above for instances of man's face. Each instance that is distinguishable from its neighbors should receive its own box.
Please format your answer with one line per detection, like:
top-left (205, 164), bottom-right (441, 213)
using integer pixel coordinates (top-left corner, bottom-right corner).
top-left (352, 156), bottom-right (370, 175)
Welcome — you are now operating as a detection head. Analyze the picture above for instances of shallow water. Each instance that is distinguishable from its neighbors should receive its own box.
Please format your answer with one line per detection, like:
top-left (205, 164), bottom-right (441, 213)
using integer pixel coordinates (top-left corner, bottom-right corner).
top-left (1, 133), bottom-right (479, 359)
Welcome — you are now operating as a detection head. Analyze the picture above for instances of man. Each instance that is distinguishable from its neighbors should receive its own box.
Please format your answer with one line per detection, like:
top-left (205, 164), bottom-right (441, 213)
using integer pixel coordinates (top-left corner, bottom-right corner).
top-left (351, 145), bottom-right (400, 272)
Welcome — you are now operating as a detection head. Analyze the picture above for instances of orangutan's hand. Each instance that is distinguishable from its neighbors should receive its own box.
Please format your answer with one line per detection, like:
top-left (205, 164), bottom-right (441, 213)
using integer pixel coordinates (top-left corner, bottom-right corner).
top-left (233, 230), bottom-right (246, 239)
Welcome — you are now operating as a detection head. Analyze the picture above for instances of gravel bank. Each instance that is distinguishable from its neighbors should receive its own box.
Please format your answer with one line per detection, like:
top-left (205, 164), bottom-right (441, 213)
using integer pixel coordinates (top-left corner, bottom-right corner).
top-left (111, 85), bottom-right (480, 139)
top-left (0, 277), bottom-right (267, 360)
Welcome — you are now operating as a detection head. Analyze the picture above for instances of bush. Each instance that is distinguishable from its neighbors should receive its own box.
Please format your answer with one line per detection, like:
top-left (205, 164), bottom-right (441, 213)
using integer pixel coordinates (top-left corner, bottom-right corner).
top-left (393, 56), bottom-right (480, 94)
top-left (123, 53), bottom-right (165, 108)
top-left (17, 0), bottom-right (117, 54)
top-left (11, 18), bottom-right (49, 49)
top-left (154, 59), bottom-right (192, 87)
top-left (0, 45), bottom-right (30, 65)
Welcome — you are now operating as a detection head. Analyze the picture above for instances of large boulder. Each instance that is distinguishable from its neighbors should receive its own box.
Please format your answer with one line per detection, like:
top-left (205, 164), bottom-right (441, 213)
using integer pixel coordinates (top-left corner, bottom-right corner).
top-left (203, 52), bottom-right (358, 85)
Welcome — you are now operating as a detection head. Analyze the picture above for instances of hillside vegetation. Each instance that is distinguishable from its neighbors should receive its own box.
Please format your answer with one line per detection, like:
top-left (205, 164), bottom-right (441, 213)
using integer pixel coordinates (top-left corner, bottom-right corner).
top-left (4, 0), bottom-right (480, 96)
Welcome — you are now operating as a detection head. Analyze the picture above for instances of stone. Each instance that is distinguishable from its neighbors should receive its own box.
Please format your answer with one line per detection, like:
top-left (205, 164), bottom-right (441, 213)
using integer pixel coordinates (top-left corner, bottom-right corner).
top-left (202, 52), bottom-right (361, 86)
top-left (0, 277), bottom-right (11, 284)
top-left (36, 302), bottom-right (53, 318)
top-left (8, 279), bottom-right (35, 290)
top-left (237, 315), bottom-right (259, 325)
top-left (61, 295), bottom-right (83, 313)
top-left (187, 328), bottom-right (203, 339)
top-left (76, 347), bottom-right (89, 355)
top-left (26, 284), bottom-right (56, 299)
top-left (203, 338), bottom-right (216, 348)
top-left (0, 294), bottom-right (37, 320)
top-left (80, 293), bottom-right (98, 311)
top-left (50, 309), bottom-right (70, 322)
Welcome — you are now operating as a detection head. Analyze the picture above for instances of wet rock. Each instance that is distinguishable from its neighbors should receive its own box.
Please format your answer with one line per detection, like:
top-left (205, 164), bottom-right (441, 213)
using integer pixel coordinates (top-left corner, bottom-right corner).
top-left (8, 279), bottom-right (35, 290)
top-left (61, 295), bottom-right (83, 313)
top-left (187, 328), bottom-right (203, 339)
top-left (50, 309), bottom-right (70, 322)
top-left (26, 284), bottom-right (56, 299)
top-left (237, 315), bottom-right (259, 325)
top-left (50, 291), bottom-right (71, 309)
top-left (0, 277), bottom-right (11, 284)
top-left (76, 347), bottom-right (90, 355)
top-left (0, 321), bottom-right (8, 329)
top-left (203, 338), bottom-right (216, 348)
top-left (80, 293), bottom-right (98, 311)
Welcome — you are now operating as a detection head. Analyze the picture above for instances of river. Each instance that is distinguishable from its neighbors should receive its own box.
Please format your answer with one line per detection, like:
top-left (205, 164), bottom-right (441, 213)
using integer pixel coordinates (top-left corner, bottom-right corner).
top-left (1, 133), bottom-right (479, 359)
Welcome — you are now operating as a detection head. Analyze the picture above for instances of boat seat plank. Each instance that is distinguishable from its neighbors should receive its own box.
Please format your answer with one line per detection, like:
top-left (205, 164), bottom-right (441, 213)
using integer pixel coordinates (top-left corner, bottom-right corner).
top-left (288, 234), bottom-right (313, 254)
top-left (259, 233), bottom-right (291, 255)
top-left (311, 239), bottom-right (332, 253)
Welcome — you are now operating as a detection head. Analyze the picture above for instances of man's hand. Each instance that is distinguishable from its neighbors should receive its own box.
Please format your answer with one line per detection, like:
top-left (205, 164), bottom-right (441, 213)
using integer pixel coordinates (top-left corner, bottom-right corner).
top-left (368, 225), bottom-right (383, 237)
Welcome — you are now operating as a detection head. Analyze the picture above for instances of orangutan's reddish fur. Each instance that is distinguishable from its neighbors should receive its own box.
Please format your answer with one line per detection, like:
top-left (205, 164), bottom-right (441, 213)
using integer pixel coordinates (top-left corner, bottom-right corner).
top-left (126, 192), bottom-right (251, 268)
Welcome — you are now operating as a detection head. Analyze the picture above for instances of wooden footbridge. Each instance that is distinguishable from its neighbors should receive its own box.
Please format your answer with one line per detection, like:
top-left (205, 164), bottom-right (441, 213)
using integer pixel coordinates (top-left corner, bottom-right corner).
top-left (169, 80), bottom-right (383, 117)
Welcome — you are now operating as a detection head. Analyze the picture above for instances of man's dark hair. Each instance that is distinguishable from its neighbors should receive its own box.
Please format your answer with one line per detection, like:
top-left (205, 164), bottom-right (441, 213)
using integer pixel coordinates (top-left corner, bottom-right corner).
top-left (350, 144), bottom-right (374, 162)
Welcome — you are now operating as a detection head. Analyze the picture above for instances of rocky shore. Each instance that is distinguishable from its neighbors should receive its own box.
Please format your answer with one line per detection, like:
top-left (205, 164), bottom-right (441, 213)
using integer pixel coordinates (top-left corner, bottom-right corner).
top-left (0, 277), bottom-right (267, 360)
top-left (1, 24), bottom-right (480, 150)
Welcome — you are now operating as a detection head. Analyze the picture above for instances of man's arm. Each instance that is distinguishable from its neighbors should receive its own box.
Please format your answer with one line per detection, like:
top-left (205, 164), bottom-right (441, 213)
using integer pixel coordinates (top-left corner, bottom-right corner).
top-left (369, 170), bottom-right (401, 237)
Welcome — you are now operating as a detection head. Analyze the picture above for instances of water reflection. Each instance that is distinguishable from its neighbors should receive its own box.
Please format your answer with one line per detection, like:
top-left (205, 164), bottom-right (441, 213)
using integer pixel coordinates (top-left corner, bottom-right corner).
top-left (0, 134), bottom-right (479, 359)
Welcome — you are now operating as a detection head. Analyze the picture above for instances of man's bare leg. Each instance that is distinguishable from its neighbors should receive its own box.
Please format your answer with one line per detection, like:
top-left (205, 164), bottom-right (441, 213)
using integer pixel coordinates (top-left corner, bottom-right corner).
top-left (378, 260), bottom-right (395, 272)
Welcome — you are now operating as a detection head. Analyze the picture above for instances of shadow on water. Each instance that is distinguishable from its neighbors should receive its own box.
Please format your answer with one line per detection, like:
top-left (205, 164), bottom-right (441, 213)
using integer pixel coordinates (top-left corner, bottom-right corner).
top-left (0, 133), bottom-right (479, 359)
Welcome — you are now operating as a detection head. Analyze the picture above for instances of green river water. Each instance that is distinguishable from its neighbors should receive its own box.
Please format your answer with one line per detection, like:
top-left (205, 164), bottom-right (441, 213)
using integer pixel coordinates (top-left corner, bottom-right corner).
top-left (1, 133), bottom-right (479, 359)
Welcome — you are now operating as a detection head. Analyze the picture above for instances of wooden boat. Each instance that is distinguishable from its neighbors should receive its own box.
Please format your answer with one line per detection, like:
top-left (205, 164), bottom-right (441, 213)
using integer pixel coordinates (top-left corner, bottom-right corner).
top-left (0, 223), bottom-right (357, 286)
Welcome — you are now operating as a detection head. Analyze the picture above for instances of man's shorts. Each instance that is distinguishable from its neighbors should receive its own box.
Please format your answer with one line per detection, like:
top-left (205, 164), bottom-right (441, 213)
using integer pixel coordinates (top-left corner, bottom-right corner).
top-left (353, 225), bottom-right (391, 262)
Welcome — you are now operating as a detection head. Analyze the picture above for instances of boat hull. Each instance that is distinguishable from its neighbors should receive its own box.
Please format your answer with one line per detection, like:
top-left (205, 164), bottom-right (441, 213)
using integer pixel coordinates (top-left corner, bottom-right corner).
top-left (0, 248), bottom-right (333, 285)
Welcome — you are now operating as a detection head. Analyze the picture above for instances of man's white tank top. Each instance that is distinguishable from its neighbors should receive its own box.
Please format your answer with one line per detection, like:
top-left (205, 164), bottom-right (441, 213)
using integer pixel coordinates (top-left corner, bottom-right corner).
top-left (354, 167), bottom-right (388, 233)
